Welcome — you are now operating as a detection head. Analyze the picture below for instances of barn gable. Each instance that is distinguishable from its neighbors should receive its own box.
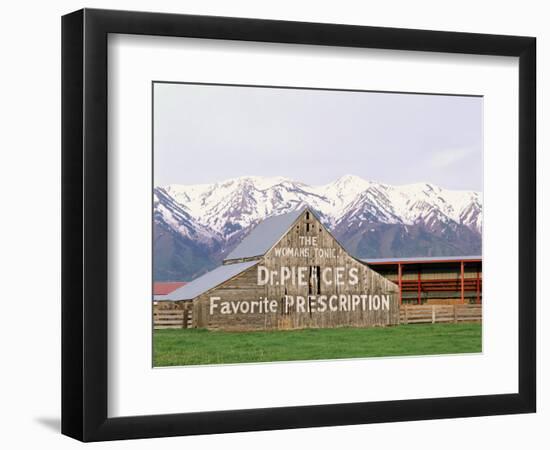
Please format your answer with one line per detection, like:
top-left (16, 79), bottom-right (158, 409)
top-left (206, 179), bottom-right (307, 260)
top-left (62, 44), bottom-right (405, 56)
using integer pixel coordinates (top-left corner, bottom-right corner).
top-left (265, 209), bottom-right (346, 260)
top-left (262, 208), bottom-right (399, 297)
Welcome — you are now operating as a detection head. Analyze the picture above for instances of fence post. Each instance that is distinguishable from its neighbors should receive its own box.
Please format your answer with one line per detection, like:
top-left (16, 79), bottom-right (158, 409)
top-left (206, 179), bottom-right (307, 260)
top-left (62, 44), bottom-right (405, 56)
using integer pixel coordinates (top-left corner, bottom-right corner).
top-left (453, 305), bottom-right (458, 323)
top-left (460, 260), bottom-right (465, 304)
top-left (404, 305), bottom-right (408, 325)
top-left (432, 305), bottom-right (436, 324)
top-left (398, 263), bottom-right (403, 305)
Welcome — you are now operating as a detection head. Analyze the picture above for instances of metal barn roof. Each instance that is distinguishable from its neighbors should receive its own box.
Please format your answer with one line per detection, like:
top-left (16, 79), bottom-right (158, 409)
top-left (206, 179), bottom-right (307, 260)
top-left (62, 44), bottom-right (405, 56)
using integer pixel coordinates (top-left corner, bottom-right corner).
top-left (163, 260), bottom-right (259, 301)
top-left (364, 255), bottom-right (482, 265)
top-left (153, 281), bottom-right (187, 295)
top-left (224, 209), bottom-right (303, 261)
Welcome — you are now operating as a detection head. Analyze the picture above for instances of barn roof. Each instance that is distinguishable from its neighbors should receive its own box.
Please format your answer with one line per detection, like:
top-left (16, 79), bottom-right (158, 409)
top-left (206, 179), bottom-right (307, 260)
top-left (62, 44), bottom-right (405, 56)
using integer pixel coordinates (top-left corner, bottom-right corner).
top-left (224, 209), bottom-right (304, 261)
top-left (163, 260), bottom-right (259, 301)
top-left (154, 281), bottom-right (187, 295)
top-left (364, 255), bottom-right (482, 265)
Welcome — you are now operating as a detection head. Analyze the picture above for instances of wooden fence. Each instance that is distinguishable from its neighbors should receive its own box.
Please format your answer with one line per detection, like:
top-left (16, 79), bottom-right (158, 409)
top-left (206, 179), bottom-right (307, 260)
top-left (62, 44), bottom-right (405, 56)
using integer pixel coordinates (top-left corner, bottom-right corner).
top-left (154, 304), bottom-right (481, 329)
top-left (400, 304), bottom-right (482, 325)
top-left (154, 309), bottom-right (193, 329)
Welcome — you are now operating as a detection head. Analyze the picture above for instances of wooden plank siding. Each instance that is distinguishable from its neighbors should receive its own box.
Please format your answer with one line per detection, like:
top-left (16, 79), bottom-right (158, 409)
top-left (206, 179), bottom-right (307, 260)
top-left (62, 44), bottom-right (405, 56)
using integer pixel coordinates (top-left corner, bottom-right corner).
top-left (153, 302), bottom-right (194, 329)
top-left (188, 210), bottom-right (400, 331)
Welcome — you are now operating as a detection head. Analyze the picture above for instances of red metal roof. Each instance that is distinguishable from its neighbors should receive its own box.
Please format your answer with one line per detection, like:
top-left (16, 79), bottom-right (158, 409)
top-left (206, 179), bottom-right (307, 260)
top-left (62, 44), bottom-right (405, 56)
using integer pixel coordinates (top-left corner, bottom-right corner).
top-left (154, 282), bottom-right (187, 295)
top-left (364, 256), bottom-right (482, 265)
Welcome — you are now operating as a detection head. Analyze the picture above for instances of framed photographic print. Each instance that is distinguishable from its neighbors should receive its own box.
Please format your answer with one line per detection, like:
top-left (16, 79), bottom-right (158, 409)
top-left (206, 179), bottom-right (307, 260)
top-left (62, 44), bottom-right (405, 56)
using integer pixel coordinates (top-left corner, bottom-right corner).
top-left (61, 8), bottom-right (536, 442)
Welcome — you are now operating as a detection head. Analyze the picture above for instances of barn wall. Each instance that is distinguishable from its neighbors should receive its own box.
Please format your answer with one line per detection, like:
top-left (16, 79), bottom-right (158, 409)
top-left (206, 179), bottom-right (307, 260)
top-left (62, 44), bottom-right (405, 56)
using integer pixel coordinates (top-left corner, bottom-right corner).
top-left (192, 264), bottom-right (270, 330)
top-left (193, 212), bottom-right (399, 331)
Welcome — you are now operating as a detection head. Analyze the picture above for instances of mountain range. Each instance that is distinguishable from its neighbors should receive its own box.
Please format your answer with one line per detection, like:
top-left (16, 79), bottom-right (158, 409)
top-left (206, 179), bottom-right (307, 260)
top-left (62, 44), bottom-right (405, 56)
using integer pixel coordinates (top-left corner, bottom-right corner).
top-left (153, 175), bottom-right (482, 281)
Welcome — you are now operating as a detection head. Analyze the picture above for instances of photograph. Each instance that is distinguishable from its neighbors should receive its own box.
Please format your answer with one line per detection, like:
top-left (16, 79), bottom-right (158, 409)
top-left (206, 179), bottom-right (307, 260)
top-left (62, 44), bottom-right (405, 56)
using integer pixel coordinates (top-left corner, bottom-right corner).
top-left (152, 82), bottom-right (483, 367)
top-left (0, 1), bottom-right (541, 446)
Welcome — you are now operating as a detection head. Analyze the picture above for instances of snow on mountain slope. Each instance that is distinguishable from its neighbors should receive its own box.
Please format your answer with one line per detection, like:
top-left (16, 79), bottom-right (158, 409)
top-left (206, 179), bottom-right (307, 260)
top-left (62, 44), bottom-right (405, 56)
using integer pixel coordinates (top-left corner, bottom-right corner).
top-left (154, 188), bottom-right (218, 245)
top-left (383, 182), bottom-right (482, 231)
top-left (159, 175), bottom-right (482, 237)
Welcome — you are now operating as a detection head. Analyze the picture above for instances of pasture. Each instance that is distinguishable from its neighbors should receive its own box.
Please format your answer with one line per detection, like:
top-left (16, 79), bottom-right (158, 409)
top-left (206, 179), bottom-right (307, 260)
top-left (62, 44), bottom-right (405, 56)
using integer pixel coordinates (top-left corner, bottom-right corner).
top-left (153, 323), bottom-right (481, 367)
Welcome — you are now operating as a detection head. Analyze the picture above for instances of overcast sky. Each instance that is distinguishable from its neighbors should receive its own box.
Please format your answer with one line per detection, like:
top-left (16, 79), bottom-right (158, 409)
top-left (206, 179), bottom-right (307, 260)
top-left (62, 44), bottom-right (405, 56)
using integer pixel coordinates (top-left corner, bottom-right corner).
top-left (154, 82), bottom-right (482, 191)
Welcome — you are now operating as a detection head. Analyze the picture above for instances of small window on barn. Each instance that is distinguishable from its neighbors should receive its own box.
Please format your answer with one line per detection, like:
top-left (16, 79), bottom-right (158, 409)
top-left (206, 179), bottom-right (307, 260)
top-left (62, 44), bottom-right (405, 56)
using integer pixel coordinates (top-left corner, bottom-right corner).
top-left (306, 211), bottom-right (310, 220)
top-left (306, 223), bottom-right (310, 232)
top-left (316, 266), bottom-right (321, 293)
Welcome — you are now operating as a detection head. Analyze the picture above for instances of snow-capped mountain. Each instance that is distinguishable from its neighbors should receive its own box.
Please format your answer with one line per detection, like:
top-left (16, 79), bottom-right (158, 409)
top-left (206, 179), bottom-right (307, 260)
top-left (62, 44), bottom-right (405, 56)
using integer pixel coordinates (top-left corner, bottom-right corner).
top-left (154, 175), bottom-right (482, 281)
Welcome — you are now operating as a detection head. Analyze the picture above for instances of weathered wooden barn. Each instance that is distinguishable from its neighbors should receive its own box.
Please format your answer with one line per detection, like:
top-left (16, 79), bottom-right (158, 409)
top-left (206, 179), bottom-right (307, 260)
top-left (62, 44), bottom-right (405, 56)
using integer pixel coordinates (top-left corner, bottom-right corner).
top-left (160, 208), bottom-right (400, 331)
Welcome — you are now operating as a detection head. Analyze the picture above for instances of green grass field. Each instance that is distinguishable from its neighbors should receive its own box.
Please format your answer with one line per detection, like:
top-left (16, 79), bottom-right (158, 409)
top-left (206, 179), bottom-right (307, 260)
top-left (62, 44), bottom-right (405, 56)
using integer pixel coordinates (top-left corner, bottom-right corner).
top-left (153, 323), bottom-right (481, 367)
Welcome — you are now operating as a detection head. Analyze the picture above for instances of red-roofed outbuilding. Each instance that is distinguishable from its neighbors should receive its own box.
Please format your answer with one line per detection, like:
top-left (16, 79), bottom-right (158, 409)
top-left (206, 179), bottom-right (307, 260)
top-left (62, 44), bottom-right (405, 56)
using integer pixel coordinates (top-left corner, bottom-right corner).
top-left (154, 282), bottom-right (186, 298)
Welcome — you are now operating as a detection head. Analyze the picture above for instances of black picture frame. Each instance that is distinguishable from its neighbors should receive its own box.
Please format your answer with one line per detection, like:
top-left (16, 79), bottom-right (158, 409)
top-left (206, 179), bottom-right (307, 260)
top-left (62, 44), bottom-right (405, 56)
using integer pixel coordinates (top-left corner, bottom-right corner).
top-left (61, 8), bottom-right (536, 442)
